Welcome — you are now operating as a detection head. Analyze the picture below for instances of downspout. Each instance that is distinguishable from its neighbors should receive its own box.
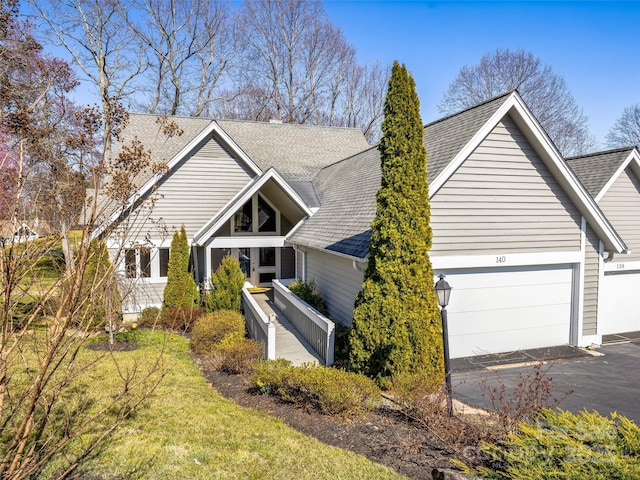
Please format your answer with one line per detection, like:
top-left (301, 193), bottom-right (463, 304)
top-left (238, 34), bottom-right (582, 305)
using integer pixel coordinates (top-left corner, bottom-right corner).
top-left (191, 244), bottom-right (200, 281)
top-left (291, 244), bottom-right (306, 282)
top-left (603, 251), bottom-right (614, 263)
top-left (353, 257), bottom-right (367, 273)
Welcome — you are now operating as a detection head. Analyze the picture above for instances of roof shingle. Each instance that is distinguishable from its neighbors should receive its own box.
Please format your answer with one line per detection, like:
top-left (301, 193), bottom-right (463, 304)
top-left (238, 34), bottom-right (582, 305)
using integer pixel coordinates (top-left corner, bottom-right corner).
top-left (289, 93), bottom-right (513, 257)
top-left (566, 147), bottom-right (635, 198)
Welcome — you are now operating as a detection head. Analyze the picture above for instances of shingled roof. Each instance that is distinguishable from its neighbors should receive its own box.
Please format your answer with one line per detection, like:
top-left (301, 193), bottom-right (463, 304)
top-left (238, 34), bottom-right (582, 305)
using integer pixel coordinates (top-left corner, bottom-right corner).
top-left (216, 120), bottom-right (370, 182)
top-left (424, 92), bottom-right (511, 182)
top-left (566, 147), bottom-right (636, 198)
top-left (288, 93), bottom-right (513, 258)
top-left (119, 114), bottom-right (212, 164)
top-left (111, 115), bottom-right (368, 209)
top-left (289, 146), bottom-right (380, 258)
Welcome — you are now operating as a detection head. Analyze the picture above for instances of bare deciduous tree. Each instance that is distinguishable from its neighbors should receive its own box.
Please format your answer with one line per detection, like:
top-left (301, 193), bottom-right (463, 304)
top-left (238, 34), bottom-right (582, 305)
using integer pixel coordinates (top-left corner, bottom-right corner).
top-left (606, 103), bottom-right (640, 149)
top-left (0, 4), bottom-right (164, 477)
top-left (217, 0), bottom-right (386, 142)
top-left (126, 0), bottom-right (238, 117)
top-left (438, 48), bottom-right (598, 156)
top-left (28, 0), bottom-right (145, 157)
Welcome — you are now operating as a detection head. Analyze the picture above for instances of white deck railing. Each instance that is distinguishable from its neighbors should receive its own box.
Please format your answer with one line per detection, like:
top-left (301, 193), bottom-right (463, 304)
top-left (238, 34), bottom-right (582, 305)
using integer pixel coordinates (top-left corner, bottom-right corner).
top-left (242, 287), bottom-right (276, 360)
top-left (273, 279), bottom-right (335, 365)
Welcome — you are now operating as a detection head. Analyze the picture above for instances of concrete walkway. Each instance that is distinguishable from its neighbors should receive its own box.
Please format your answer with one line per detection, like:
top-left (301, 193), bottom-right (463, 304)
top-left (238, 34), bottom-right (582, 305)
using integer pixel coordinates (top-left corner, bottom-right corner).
top-left (251, 290), bottom-right (323, 366)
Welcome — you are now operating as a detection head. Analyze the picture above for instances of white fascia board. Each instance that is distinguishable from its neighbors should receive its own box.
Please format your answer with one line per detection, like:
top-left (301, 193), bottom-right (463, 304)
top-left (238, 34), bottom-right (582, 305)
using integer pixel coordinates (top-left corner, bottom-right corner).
top-left (137, 121), bottom-right (262, 198)
top-left (207, 236), bottom-right (286, 248)
top-left (431, 251), bottom-right (583, 270)
top-left (93, 121), bottom-right (263, 240)
top-left (287, 241), bottom-right (368, 263)
top-left (595, 150), bottom-right (640, 203)
top-left (284, 216), bottom-right (309, 239)
top-left (193, 168), bottom-right (313, 245)
top-left (428, 92), bottom-right (518, 199)
top-left (430, 90), bottom-right (625, 254)
top-left (507, 96), bottom-right (627, 254)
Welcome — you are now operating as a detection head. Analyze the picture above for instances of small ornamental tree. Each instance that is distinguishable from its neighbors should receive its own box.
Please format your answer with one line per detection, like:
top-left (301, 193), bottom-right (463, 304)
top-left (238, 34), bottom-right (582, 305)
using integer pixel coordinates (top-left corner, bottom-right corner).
top-left (205, 255), bottom-right (245, 312)
top-left (349, 62), bottom-right (444, 385)
top-left (163, 225), bottom-right (199, 308)
top-left (82, 239), bottom-right (122, 332)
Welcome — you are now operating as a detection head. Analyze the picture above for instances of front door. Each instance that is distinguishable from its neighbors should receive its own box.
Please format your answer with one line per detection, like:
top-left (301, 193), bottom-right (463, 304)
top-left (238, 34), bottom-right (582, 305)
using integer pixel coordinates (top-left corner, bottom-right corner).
top-left (233, 247), bottom-right (278, 286)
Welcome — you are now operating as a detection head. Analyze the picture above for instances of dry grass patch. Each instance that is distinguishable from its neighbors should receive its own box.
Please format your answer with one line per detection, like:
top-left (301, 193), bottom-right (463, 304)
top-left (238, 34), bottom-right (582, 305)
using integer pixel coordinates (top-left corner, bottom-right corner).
top-left (67, 330), bottom-right (405, 479)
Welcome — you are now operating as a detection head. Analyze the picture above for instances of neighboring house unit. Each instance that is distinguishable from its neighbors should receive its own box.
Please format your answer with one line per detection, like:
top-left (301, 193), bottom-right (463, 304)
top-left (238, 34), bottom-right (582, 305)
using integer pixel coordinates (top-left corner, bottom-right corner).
top-left (0, 219), bottom-right (54, 244)
top-left (567, 147), bottom-right (640, 337)
top-left (102, 91), bottom-right (630, 359)
top-left (289, 92), bottom-right (627, 358)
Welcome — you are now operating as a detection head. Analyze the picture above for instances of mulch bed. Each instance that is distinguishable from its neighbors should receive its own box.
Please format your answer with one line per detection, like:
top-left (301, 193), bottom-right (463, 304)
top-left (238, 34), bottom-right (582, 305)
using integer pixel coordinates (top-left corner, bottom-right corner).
top-left (194, 356), bottom-right (456, 480)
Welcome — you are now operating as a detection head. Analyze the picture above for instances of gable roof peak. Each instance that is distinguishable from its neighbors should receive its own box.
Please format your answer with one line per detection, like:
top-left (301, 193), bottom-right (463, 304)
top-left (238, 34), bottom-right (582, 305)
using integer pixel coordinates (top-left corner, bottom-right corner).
top-left (566, 145), bottom-right (636, 161)
top-left (423, 90), bottom-right (515, 129)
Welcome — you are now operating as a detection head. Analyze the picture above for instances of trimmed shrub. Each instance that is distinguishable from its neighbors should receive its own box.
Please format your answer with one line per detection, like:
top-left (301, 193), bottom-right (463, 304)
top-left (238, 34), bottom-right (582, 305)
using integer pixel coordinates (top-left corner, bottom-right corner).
top-left (139, 307), bottom-right (161, 328)
top-left (161, 306), bottom-right (203, 333)
top-left (163, 226), bottom-right (199, 309)
top-left (288, 279), bottom-right (327, 315)
top-left (462, 409), bottom-right (640, 479)
top-left (204, 255), bottom-right (245, 312)
top-left (191, 310), bottom-right (245, 355)
top-left (250, 360), bottom-right (380, 416)
top-left (205, 338), bottom-right (263, 374)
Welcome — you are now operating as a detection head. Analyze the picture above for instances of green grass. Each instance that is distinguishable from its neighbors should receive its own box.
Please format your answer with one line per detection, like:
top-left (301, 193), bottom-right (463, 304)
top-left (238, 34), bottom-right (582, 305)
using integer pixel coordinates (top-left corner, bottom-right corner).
top-left (68, 330), bottom-right (406, 479)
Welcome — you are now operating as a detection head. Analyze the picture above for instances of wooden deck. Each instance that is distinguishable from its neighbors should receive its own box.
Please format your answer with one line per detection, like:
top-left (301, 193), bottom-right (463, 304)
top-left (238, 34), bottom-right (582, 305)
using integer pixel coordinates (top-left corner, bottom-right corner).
top-left (251, 291), bottom-right (323, 366)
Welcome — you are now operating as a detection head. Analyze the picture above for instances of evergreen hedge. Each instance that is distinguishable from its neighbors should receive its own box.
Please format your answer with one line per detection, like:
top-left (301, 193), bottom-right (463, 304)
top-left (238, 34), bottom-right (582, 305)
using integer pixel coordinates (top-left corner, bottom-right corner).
top-left (163, 225), bottom-right (199, 309)
top-left (463, 409), bottom-right (640, 479)
top-left (348, 62), bottom-right (443, 385)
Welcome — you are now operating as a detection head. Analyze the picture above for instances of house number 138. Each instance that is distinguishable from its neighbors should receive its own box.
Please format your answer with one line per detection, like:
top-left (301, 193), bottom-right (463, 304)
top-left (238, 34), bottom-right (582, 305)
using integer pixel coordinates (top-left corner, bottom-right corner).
top-left (496, 256), bottom-right (507, 264)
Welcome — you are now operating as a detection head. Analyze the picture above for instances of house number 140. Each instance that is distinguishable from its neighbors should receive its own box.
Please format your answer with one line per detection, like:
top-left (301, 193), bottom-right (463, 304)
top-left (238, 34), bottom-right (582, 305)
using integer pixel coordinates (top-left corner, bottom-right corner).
top-left (496, 256), bottom-right (507, 264)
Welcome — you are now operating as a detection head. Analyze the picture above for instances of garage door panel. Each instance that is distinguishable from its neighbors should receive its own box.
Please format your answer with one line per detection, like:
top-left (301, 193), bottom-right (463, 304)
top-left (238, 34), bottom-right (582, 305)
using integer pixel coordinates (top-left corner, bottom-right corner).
top-left (438, 264), bottom-right (573, 358)
top-left (600, 271), bottom-right (640, 335)
top-left (452, 323), bottom-right (569, 358)
top-left (451, 283), bottom-right (571, 312)
top-left (451, 304), bottom-right (570, 335)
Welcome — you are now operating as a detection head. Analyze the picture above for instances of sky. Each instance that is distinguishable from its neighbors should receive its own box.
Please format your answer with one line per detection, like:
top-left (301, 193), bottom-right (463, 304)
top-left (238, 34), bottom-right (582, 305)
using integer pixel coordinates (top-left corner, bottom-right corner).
top-left (322, 0), bottom-right (640, 146)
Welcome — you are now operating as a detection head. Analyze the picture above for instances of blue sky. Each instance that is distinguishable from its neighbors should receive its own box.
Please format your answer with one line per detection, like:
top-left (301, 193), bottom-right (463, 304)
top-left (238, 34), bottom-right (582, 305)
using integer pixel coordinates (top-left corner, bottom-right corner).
top-left (323, 0), bottom-right (640, 145)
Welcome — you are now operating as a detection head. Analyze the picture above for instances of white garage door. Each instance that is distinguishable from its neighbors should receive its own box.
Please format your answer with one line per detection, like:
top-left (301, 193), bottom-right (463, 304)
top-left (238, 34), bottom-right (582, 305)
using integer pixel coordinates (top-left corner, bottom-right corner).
top-left (437, 264), bottom-right (574, 358)
top-left (600, 271), bottom-right (640, 335)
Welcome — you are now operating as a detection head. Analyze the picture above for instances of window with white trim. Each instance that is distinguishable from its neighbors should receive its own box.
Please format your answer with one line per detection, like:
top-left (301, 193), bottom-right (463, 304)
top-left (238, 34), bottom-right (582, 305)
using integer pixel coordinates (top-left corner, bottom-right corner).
top-left (125, 247), bottom-right (151, 278)
top-left (232, 193), bottom-right (279, 234)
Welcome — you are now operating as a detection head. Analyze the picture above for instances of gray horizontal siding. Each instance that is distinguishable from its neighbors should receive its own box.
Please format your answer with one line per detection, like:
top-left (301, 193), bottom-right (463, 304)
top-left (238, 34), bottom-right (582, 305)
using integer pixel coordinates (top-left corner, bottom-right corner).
top-left (430, 115), bottom-right (581, 255)
top-left (130, 133), bottom-right (254, 240)
top-left (122, 281), bottom-right (166, 313)
top-left (583, 225), bottom-right (600, 336)
top-left (305, 249), bottom-right (364, 326)
top-left (599, 168), bottom-right (640, 262)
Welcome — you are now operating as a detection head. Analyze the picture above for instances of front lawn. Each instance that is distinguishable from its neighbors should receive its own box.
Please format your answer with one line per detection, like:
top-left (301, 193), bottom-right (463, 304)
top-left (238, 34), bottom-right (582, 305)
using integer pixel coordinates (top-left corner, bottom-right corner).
top-left (61, 330), bottom-right (405, 479)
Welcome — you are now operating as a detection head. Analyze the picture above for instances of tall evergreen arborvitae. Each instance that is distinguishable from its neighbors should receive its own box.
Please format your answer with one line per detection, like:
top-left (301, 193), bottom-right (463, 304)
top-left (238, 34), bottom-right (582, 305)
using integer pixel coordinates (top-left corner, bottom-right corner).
top-left (163, 225), bottom-right (199, 308)
top-left (348, 62), bottom-right (444, 385)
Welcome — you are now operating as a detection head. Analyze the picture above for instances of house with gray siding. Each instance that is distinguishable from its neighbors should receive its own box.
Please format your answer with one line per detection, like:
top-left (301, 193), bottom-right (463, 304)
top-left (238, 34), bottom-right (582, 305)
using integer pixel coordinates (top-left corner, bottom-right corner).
top-left (567, 147), bottom-right (640, 339)
top-left (98, 115), bottom-right (369, 314)
top-left (289, 91), bottom-right (627, 358)
top-left (100, 91), bottom-right (629, 359)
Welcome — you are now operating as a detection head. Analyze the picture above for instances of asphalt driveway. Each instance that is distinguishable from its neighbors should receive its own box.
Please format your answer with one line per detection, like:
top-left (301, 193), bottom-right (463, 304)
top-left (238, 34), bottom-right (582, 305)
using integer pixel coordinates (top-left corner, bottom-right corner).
top-left (452, 341), bottom-right (640, 424)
